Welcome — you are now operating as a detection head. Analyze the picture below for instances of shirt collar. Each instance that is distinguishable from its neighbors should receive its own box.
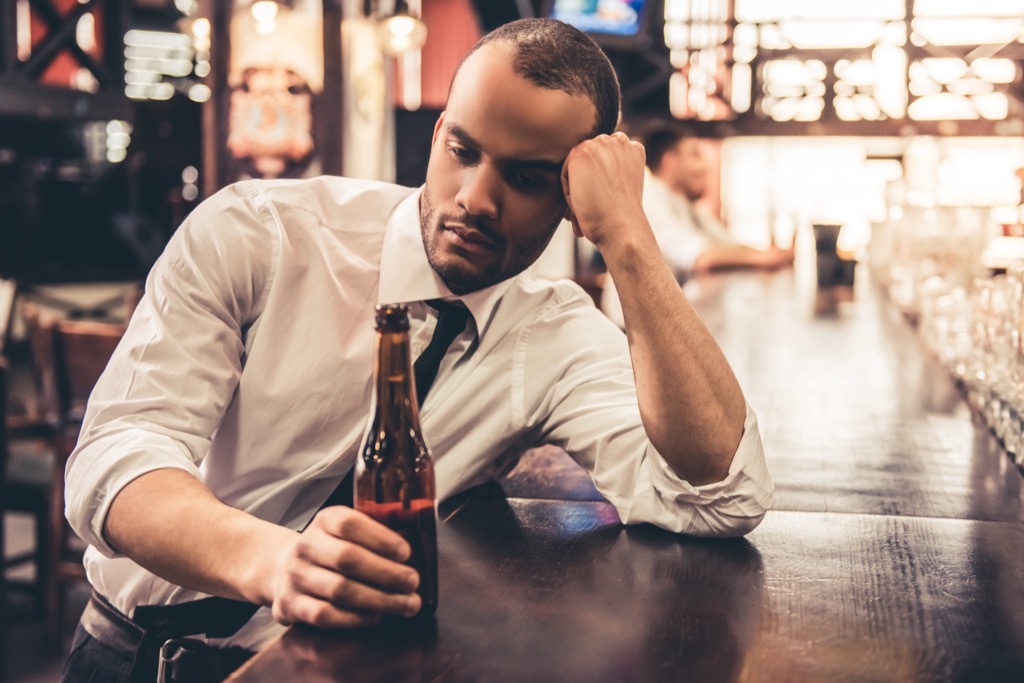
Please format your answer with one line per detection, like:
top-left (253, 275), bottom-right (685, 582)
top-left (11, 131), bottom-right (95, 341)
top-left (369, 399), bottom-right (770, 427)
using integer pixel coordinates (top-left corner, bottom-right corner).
top-left (378, 186), bottom-right (514, 337)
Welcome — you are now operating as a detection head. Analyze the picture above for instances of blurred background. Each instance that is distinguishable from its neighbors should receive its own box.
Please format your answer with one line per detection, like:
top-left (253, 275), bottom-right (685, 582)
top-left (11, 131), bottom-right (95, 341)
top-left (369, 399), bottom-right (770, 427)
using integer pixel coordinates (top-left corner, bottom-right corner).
top-left (1, 0), bottom-right (1022, 296)
top-left (2, 1), bottom-right (1024, 680)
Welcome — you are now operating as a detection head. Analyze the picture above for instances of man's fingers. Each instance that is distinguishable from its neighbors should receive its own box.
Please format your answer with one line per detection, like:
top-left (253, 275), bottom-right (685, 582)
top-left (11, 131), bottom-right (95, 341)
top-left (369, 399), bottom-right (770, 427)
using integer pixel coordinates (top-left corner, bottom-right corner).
top-left (313, 506), bottom-right (410, 561)
top-left (273, 593), bottom-right (383, 630)
top-left (271, 506), bottom-right (426, 630)
top-left (291, 564), bottom-right (421, 617)
top-left (296, 536), bottom-right (420, 595)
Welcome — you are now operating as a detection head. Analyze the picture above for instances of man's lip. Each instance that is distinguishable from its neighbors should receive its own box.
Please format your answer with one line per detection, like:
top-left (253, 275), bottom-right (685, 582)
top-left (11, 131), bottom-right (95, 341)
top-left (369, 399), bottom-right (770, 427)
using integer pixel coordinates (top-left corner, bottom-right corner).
top-left (445, 223), bottom-right (499, 248)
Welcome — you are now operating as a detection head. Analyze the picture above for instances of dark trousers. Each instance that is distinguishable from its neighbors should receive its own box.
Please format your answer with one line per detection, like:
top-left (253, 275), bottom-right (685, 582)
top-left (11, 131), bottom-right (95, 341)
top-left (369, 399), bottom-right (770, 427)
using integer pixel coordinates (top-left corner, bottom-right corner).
top-left (62, 623), bottom-right (134, 683)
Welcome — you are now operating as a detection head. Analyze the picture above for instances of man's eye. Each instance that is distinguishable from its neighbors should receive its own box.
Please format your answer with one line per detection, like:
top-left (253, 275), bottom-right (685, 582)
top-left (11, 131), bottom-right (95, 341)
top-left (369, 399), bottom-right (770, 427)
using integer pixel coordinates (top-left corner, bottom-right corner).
top-left (511, 173), bottom-right (547, 191)
top-left (448, 145), bottom-right (475, 163)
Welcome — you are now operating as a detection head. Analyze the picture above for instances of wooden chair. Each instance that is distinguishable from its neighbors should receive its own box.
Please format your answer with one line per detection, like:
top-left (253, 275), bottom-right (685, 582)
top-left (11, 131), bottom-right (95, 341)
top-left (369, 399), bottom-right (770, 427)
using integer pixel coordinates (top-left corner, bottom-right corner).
top-left (3, 305), bottom-right (126, 645)
top-left (46, 317), bottom-right (126, 640)
top-left (3, 303), bottom-right (58, 618)
top-left (5, 301), bottom-right (59, 435)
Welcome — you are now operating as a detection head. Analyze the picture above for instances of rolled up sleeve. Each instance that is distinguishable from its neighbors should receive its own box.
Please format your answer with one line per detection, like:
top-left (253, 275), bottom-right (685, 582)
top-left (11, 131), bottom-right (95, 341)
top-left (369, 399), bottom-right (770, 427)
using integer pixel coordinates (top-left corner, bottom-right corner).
top-left (624, 405), bottom-right (773, 537)
top-left (65, 182), bottom-right (272, 557)
top-left (523, 286), bottom-right (774, 537)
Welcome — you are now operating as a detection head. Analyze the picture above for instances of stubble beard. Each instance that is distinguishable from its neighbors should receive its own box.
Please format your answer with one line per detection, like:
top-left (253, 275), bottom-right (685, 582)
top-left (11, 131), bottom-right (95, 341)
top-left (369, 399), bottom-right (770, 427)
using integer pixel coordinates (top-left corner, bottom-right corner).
top-left (418, 188), bottom-right (505, 295)
top-left (418, 188), bottom-right (560, 295)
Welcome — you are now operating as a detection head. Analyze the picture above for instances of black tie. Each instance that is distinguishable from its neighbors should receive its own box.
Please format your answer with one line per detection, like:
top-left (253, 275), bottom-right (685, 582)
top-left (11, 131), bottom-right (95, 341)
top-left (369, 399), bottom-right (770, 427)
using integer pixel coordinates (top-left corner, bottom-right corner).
top-left (414, 300), bottom-right (470, 406)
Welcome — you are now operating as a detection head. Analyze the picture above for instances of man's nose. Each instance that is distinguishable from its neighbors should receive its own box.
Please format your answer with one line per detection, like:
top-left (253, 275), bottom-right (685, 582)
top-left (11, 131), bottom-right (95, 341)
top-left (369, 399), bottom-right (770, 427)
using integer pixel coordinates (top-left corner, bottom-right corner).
top-left (455, 165), bottom-right (500, 220)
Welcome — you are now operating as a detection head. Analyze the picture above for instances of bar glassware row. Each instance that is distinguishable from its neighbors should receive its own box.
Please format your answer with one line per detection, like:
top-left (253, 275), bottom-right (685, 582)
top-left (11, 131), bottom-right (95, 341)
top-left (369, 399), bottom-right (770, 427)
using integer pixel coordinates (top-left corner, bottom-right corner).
top-left (871, 205), bottom-right (1024, 469)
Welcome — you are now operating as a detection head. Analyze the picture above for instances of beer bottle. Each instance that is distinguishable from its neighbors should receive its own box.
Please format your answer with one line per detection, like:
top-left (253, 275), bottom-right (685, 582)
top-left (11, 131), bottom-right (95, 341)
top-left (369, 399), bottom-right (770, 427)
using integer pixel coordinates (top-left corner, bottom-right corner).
top-left (354, 304), bottom-right (438, 617)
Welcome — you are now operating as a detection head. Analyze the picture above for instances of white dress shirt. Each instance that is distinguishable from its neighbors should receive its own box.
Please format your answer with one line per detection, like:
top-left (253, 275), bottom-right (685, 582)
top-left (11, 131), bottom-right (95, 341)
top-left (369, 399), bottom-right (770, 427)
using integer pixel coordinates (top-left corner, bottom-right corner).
top-left (65, 176), bottom-right (773, 649)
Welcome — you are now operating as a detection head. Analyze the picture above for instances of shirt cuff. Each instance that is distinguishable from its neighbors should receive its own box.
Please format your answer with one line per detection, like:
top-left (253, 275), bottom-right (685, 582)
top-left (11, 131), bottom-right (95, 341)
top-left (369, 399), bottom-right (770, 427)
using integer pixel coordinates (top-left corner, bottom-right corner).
top-left (642, 403), bottom-right (774, 536)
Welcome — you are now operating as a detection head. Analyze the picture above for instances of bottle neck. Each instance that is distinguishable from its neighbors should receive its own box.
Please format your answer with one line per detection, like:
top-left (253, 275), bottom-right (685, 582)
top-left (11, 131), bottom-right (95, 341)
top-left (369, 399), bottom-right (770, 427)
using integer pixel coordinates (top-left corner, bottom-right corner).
top-left (373, 330), bottom-right (421, 426)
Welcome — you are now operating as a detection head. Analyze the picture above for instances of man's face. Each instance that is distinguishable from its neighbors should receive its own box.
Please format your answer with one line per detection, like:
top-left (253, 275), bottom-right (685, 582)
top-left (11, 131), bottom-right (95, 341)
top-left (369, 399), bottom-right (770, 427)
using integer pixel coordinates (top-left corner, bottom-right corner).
top-left (420, 44), bottom-right (597, 294)
top-left (666, 138), bottom-right (709, 203)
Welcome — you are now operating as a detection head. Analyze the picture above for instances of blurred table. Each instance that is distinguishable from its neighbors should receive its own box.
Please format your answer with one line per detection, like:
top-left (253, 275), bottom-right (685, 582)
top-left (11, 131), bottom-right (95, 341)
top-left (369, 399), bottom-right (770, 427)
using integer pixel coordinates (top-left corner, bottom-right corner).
top-left (229, 268), bottom-right (1024, 683)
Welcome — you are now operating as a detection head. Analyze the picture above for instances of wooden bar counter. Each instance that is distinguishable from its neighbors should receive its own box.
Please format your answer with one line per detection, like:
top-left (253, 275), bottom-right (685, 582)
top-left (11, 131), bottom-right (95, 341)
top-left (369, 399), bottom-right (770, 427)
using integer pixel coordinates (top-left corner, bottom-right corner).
top-left (228, 268), bottom-right (1024, 683)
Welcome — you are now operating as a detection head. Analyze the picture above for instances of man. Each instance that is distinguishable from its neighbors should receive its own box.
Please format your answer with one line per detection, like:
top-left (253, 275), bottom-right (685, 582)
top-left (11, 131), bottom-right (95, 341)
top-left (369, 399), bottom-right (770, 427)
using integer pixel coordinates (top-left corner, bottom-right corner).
top-left (63, 18), bottom-right (772, 682)
top-left (642, 122), bottom-right (795, 278)
top-left (601, 123), bottom-right (794, 325)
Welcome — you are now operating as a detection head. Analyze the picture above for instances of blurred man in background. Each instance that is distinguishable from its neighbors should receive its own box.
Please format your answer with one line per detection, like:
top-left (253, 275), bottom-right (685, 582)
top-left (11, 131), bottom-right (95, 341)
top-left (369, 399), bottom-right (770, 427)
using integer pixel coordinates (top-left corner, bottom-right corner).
top-left (601, 122), bottom-right (794, 326)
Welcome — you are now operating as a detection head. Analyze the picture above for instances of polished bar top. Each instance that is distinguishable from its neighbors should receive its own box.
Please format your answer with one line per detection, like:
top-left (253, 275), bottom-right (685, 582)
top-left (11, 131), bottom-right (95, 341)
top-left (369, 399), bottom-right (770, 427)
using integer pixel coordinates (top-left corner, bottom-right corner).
top-left (229, 268), bottom-right (1024, 683)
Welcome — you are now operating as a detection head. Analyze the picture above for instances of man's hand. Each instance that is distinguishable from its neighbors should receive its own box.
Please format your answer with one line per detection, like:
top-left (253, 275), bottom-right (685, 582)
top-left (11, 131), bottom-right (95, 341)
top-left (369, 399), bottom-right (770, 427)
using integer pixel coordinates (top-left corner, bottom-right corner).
top-left (269, 506), bottom-right (422, 628)
top-left (560, 132), bottom-right (649, 248)
top-left (104, 469), bottom-right (422, 632)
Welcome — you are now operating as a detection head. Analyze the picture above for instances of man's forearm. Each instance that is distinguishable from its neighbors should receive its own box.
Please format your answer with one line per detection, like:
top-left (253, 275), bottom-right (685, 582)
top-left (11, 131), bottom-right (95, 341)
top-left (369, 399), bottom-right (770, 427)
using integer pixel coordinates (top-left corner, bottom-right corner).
top-left (602, 235), bottom-right (746, 485)
top-left (693, 244), bottom-right (794, 274)
top-left (103, 468), bottom-right (295, 607)
top-left (559, 132), bottom-right (745, 484)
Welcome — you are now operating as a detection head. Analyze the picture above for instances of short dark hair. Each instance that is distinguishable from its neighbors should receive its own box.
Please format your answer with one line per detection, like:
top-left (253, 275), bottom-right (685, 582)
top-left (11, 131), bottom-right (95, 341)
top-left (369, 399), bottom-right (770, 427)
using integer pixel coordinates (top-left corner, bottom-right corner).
top-left (640, 122), bottom-right (698, 172)
top-left (455, 18), bottom-right (621, 138)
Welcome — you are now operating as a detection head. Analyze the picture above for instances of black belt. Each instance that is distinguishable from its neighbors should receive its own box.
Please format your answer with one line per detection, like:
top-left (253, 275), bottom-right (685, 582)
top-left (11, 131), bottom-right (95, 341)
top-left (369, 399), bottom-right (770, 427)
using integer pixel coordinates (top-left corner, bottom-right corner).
top-left (80, 592), bottom-right (253, 683)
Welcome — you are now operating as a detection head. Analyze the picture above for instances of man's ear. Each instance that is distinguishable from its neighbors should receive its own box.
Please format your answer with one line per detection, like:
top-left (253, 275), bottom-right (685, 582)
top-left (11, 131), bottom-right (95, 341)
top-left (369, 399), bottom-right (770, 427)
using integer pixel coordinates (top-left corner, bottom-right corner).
top-left (431, 111), bottom-right (446, 145)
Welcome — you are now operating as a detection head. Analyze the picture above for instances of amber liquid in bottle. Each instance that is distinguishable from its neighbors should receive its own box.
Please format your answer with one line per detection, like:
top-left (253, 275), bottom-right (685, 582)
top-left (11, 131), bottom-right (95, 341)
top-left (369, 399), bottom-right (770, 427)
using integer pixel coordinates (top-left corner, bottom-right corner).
top-left (354, 304), bottom-right (438, 618)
